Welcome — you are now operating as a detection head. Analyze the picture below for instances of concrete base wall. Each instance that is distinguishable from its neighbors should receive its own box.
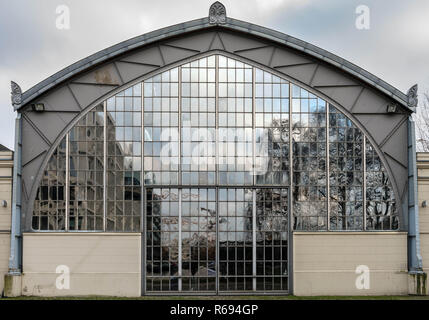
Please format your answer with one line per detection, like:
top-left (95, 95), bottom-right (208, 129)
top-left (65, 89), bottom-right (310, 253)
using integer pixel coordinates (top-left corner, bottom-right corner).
top-left (17, 231), bottom-right (415, 297)
top-left (4, 274), bottom-right (22, 297)
top-left (293, 232), bottom-right (409, 296)
top-left (21, 233), bottom-right (141, 297)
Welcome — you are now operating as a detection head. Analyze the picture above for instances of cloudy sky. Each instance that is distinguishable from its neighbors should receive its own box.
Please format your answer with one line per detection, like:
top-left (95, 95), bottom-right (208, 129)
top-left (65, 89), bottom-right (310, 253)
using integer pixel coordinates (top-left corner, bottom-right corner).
top-left (1, 0), bottom-right (428, 150)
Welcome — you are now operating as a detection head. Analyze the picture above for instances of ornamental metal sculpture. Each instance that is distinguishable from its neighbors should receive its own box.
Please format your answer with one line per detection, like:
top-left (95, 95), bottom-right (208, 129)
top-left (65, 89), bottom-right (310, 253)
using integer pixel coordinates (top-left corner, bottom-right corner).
top-left (11, 81), bottom-right (22, 107)
top-left (407, 84), bottom-right (418, 108)
top-left (209, 1), bottom-right (226, 24)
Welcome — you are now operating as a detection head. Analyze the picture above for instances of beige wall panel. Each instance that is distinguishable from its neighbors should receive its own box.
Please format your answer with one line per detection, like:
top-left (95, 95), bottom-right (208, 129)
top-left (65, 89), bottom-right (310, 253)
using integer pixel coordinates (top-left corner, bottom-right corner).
top-left (294, 271), bottom-right (408, 296)
top-left (420, 234), bottom-right (429, 274)
top-left (22, 273), bottom-right (139, 297)
top-left (0, 168), bottom-right (12, 176)
top-left (0, 234), bottom-right (10, 293)
top-left (22, 233), bottom-right (141, 297)
top-left (0, 182), bottom-right (11, 230)
top-left (0, 184), bottom-right (12, 192)
top-left (0, 215), bottom-right (11, 230)
top-left (417, 153), bottom-right (429, 273)
top-left (293, 233), bottom-right (408, 296)
top-left (418, 182), bottom-right (429, 233)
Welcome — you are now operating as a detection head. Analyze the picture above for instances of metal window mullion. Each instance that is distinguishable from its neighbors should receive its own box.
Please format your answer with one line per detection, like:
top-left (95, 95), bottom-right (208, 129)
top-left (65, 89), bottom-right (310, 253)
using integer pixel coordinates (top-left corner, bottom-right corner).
top-left (252, 67), bottom-right (256, 186)
top-left (215, 55), bottom-right (219, 185)
top-left (215, 187), bottom-right (219, 294)
top-left (252, 66), bottom-right (257, 292)
top-left (215, 55), bottom-right (220, 294)
top-left (178, 188), bottom-right (182, 291)
top-left (177, 66), bottom-right (183, 291)
top-left (143, 187), bottom-right (148, 295)
top-left (363, 136), bottom-right (367, 230)
top-left (326, 102), bottom-right (330, 231)
top-left (141, 81), bottom-right (146, 295)
top-left (252, 188), bottom-right (256, 291)
top-left (289, 83), bottom-right (293, 230)
top-left (65, 132), bottom-right (70, 231)
top-left (288, 82), bottom-right (293, 292)
top-left (178, 66), bottom-right (182, 186)
top-left (141, 81), bottom-right (145, 219)
top-left (103, 101), bottom-right (107, 232)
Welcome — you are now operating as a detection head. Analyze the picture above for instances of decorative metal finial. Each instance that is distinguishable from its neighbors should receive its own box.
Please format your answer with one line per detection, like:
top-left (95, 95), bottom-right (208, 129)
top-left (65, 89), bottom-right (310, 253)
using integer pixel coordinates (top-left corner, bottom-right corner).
top-left (407, 84), bottom-right (418, 108)
top-left (209, 1), bottom-right (226, 24)
top-left (11, 81), bottom-right (22, 107)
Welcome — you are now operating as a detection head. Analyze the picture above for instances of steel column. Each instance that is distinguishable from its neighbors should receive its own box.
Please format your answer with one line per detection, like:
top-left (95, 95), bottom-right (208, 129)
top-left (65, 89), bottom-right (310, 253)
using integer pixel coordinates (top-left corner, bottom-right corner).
top-left (8, 113), bottom-right (22, 274)
top-left (408, 117), bottom-right (423, 271)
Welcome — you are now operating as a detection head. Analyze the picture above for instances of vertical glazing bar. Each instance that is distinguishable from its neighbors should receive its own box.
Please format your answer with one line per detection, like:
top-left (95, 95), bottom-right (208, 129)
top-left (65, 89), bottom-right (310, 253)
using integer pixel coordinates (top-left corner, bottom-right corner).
top-left (141, 81), bottom-right (145, 228)
top-left (215, 55), bottom-right (219, 185)
top-left (251, 66), bottom-right (257, 291)
top-left (326, 102), bottom-right (330, 231)
top-left (103, 101), bottom-right (107, 232)
top-left (288, 83), bottom-right (293, 292)
top-left (289, 83), bottom-right (293, 230)
top-left (215, 187), bottom-right (219, 294)
top-left (363, 136), bottom-right (367, 230)
top-left (252, 189), bottom-right (256, 291)
top-left (141, 82), bottom-right (146, 295)
top-left (65, 133), bottom-right (70, 231)
top-left (178, 66), bottom-right (182, 186)
top-left (178, 65), bottom-right (183, 291)
top-left (288, 189), bottom-right (293, 294)
top-left (252, 67), bottom-right (256, 186)
top-left (178, 188), bottom-right (182, 291)
top-left (215, 55), bottom-right (220, 293)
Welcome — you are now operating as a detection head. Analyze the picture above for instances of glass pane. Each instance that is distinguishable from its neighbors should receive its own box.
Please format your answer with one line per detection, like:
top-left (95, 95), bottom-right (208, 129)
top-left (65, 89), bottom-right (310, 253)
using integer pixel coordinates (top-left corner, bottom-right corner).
top-left (328, 105), bottom-right (363, 231)
top-left (365, 138), bottom-right (398, 230)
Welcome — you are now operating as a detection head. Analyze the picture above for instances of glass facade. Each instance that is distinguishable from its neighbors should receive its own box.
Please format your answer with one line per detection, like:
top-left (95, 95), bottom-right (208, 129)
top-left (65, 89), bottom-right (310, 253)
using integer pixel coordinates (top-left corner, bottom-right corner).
top-left (32, 54), bottom-right (399, 292)
top-left (328, 105), bottom-right (364, 230)
top-left (291, 85), bottom-right (327, 230)
top-left (181, 57), bottom-right (216, 185)
top-left (32, 136), bottom-right (67, 231)
top-left (106, 85), bottom-right (142, 232)
top-left (144, 68), bottom-right (179, 186)
top-left (68, 105), bottom-right (105, 231)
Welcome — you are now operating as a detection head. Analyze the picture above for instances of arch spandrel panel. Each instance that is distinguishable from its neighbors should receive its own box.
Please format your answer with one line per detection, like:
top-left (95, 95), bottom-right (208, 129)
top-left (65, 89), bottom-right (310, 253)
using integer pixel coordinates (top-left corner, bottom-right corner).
top-left (30, 53), bottom-right (399, 232)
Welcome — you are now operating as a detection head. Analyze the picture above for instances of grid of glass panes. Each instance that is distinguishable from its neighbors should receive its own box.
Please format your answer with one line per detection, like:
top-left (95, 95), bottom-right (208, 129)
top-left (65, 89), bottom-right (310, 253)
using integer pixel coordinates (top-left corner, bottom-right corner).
top-left (145, 188), bottom-right (180, 291)
top-left (32, 137), bottom-right (67, 231)
top-left (218, 56), bottom-right (253, 185)
top-left (218, 188), bottom-right (253, 291)
top-left (32, 54), bottom-right (403, 236)
top-left (328, 105), bottom-right (364, 230)
top-left (255, 188), bottom-right (288, 291)
top-left (181, 188), bottom-right (216, 291)
top-left (143, 68), bottom-right (179, 185)
top-left (291, 85), bottom-right (327, 230)
top-left (254, 68), bottom-right (290, 185)
top-left (68, 105), bottom-right (105, 230)
top-left (181, 57), bottom-right (216, 185)
top-left (106, 85), bottom-right (142, 231)
top-left (365, 138), bottom-right (398, 230)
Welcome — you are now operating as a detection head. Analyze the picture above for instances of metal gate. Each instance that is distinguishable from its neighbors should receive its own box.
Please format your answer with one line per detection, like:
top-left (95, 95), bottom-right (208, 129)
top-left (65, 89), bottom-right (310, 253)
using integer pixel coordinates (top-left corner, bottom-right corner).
top-left (143, 187), bottom-right (289, 294)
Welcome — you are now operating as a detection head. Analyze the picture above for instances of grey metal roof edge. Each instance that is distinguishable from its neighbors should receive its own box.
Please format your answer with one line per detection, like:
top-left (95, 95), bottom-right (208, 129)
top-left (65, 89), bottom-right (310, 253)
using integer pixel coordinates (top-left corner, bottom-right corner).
top-left (18, 16), bottom-right (411, 111)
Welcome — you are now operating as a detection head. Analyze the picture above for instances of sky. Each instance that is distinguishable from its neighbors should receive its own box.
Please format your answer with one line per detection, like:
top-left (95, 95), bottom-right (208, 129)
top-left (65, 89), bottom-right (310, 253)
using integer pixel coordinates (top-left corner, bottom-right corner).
top-left (0, 0), bottom-right (428, 150)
